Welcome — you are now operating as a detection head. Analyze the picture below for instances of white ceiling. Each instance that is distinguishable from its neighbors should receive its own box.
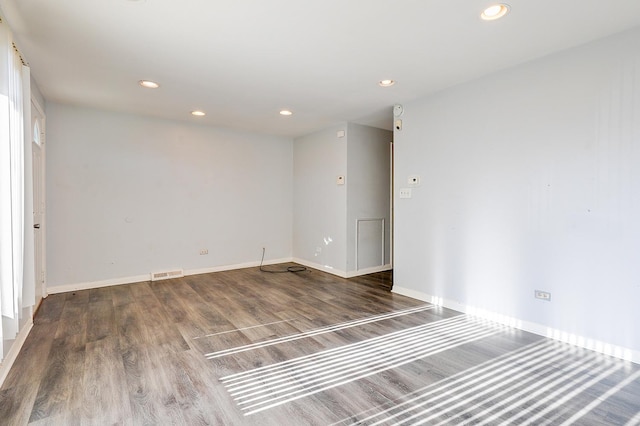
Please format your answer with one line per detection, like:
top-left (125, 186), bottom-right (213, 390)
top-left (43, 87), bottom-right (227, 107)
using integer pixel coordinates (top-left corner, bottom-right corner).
top-left (2, 0), bottom-right (640, 138)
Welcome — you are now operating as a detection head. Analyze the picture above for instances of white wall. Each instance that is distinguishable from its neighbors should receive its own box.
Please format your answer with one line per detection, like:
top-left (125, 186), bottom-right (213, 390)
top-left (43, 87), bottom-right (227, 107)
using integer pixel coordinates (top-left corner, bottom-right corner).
top-left (293, 123), bottom-right (392, 277)
top-left (394, 27), bottom-right (640, 359)
top-left (346, 123), bottom-right (391, 273)
top-left (293, 124), bottom-right (348, 274)
top-left (46, 103), bottom-right (293, 288)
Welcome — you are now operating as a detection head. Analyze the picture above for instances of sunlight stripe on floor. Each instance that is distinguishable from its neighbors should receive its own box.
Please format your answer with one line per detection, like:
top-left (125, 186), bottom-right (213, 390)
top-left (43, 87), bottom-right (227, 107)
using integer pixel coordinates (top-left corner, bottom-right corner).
top-left (372, 342), bottom-right (598, 425)
top-left (330, 340), bottom-right (633, 426)
top-left (626, 410), bottom-right (640, 426)
top-left (449, 353), bottom-right (604, 426)
top-left (329, 340), bottom-right (552, 426)
top-left (558, 368), bottom-right (640, 425)
top-left (232, 320), bottom-right (486, 401)
top-left (416, 357), bottom-right (616, 426)
top-left (205, 304), bottom-right (435, 359)
top-left (193, 319), bottom-right (297, 339)
top-left (221, 315), bottom-right (505, 415)
top-left (223, 315), bottom-right (466, 385)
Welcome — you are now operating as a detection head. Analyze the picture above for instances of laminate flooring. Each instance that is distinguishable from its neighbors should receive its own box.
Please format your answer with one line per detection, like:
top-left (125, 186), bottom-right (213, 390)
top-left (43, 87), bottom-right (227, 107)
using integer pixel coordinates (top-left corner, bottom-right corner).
top-left (1, 265), bottom-right (639, 425)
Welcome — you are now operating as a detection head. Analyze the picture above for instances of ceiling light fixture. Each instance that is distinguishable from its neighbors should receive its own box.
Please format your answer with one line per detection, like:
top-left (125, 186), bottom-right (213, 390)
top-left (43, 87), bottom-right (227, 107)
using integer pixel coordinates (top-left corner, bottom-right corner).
top-left (139, 80), bottom-right (159, 89)
top-left (191, 110), bottom-right (206, 117)
top-left (481, 4), bottom-right (510, 21)
top-left (379, 79), bottom-right (395, 87)
top-left (279, 110), bottom-right (293, 116)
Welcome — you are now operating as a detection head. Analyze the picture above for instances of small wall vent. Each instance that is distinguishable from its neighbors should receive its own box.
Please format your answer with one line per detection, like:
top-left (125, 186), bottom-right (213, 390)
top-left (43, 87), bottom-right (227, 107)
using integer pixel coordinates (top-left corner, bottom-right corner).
top-left (151, 269), bottom-right (184, 282)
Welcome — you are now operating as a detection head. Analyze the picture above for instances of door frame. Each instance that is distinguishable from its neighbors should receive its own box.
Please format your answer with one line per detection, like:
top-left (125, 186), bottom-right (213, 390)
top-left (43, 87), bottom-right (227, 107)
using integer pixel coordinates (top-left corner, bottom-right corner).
top-left (390, 140), bottom-right (394, 271)
top-left (31, 96), bottom-right (46, 302)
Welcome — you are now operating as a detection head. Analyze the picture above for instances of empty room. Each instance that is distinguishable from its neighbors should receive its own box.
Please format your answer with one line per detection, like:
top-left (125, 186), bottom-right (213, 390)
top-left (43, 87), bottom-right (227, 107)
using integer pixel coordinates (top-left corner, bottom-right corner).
top-left (1, 0), bottom-right (640, 424)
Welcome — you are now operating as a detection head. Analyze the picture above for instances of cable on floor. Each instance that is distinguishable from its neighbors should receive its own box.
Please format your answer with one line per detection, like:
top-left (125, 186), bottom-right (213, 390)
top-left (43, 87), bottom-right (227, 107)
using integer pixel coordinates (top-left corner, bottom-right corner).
top-left (259, 247), bottom-right (307, 273)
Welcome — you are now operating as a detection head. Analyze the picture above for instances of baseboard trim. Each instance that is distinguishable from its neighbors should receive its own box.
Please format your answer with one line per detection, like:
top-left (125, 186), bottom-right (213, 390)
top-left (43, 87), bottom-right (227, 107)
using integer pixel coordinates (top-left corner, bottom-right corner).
top-left (291, 258), bottom-right (348, 278)
top-left (0, 318), bottom-right (34, 388)
top-left (46, 258), bottom-right (295, 295)
top-left (392, 285), bottom-right (640, 365)
top-left (346, 264), bottom-right (392, 278)
top-left (46, 258), bottom-right (390, 295)
top-left (185, 257), bottom-right (293, 277)
top-left (47, 274), bottom-right (151, 294)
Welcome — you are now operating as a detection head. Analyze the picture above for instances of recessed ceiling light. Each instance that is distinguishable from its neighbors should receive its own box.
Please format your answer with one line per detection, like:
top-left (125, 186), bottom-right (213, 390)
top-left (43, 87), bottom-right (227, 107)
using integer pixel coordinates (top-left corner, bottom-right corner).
top-left (379, 79), bottom-right (395, 87)
top-left (191, 110), bottom-right (206, 117)
top-left (279, 110), bottom-right (293, 116)
top-left (481, 4), bottom-right (510, 20)
top-left (139, 80), bottom-right (159, 89)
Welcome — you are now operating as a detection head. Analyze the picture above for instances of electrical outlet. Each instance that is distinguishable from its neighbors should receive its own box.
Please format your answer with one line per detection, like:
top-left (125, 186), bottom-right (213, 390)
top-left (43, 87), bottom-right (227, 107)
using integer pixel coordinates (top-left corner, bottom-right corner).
top-left (535, 290), bottom-right (551, 301)
top-left (399, 188), bottom-right (412, 199)
top-left (200, 249), bottom-right (208, 255)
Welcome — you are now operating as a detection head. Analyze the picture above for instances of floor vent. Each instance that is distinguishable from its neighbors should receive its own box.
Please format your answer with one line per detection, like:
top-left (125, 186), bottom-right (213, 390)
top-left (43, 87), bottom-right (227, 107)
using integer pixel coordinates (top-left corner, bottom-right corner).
top-left (151, 269), bottom-right (184, 282)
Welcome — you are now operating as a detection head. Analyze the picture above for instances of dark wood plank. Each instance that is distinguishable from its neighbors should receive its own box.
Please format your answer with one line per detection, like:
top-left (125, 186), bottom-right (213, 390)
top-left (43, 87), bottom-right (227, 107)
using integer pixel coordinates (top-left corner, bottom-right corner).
top-left (86, 298), bottom-right (115, 343)
top-left (115, 300), bottom-right (153, 354)
top-left (2, 322), bottom-right (58, 390)
top-left (78, 336), bottom-right (131, 424)
top-left (28, 333), bottom-right (86, 422)
top-left (121, 344), bottom-right (189, 425)
top-left (0, 382), bottom-right (40, 426)
top-left (33, 294), bottom-right (66, 325)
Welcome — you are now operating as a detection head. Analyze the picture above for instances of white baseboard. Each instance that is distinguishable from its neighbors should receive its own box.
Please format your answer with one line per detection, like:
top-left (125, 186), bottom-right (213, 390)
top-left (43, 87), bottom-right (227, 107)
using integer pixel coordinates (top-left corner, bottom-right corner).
top-left (46, 258), bottom-right (390, 295)
top-left (291, 258), bottom-right (348, 278)
top-left (185, 257), bottom-right (293, 277)
top-left (392, 285), bottom-right (640, 365)
top-left (47, 274), bottom-right (151, 294)
top-left (0, 318), bottom-right (34, 388)
top-left (346, 264), bottom-right (392, 278)
top-left (262, 259), bottom-right (391, 279)
top-left (46, 258), bottom-right (295, 294)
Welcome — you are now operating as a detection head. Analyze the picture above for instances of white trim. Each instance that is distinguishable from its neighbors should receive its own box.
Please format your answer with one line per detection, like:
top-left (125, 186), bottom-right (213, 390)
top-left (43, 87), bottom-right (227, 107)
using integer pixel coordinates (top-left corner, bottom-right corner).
top-left (47, 274), bottom-right (151, 294)
top-left (46, 257), bottom-right (295, 294)
top-left (346, 263), bottom-right (392, 278)
top-left (291, 258), bottom-right (348, 278)
top-left (31, 95), bottom-right (46, 299)
top-left (287, 258), bottom-right (392, 279)
top-left (46, 258), bottom-right (390, 294)
top-left (0, 318), bottom-right (33, 387)
top-left (392, 285), bottom-right (640, 365)
top-left (186, 257), bottom-right (292, 277)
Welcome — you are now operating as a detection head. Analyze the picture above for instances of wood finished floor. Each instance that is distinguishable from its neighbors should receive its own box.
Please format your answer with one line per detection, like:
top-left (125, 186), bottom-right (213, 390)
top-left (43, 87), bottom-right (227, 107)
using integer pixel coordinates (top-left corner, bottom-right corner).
top-left (1, 264), bottom-right (639, 425)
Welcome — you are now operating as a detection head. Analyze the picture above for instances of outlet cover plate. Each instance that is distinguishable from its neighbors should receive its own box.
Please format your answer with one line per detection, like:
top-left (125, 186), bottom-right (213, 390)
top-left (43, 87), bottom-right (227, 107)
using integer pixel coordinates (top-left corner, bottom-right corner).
top-left (399, 188), bottom-right (412, 199)
top-left (535, 290), bottom-right (551, 301)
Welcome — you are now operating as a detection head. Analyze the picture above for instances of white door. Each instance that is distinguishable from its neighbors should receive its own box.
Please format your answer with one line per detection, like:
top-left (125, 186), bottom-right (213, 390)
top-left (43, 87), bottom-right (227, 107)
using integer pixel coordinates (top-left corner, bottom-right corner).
top-left (32, 100), bottom-right (46, 306)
